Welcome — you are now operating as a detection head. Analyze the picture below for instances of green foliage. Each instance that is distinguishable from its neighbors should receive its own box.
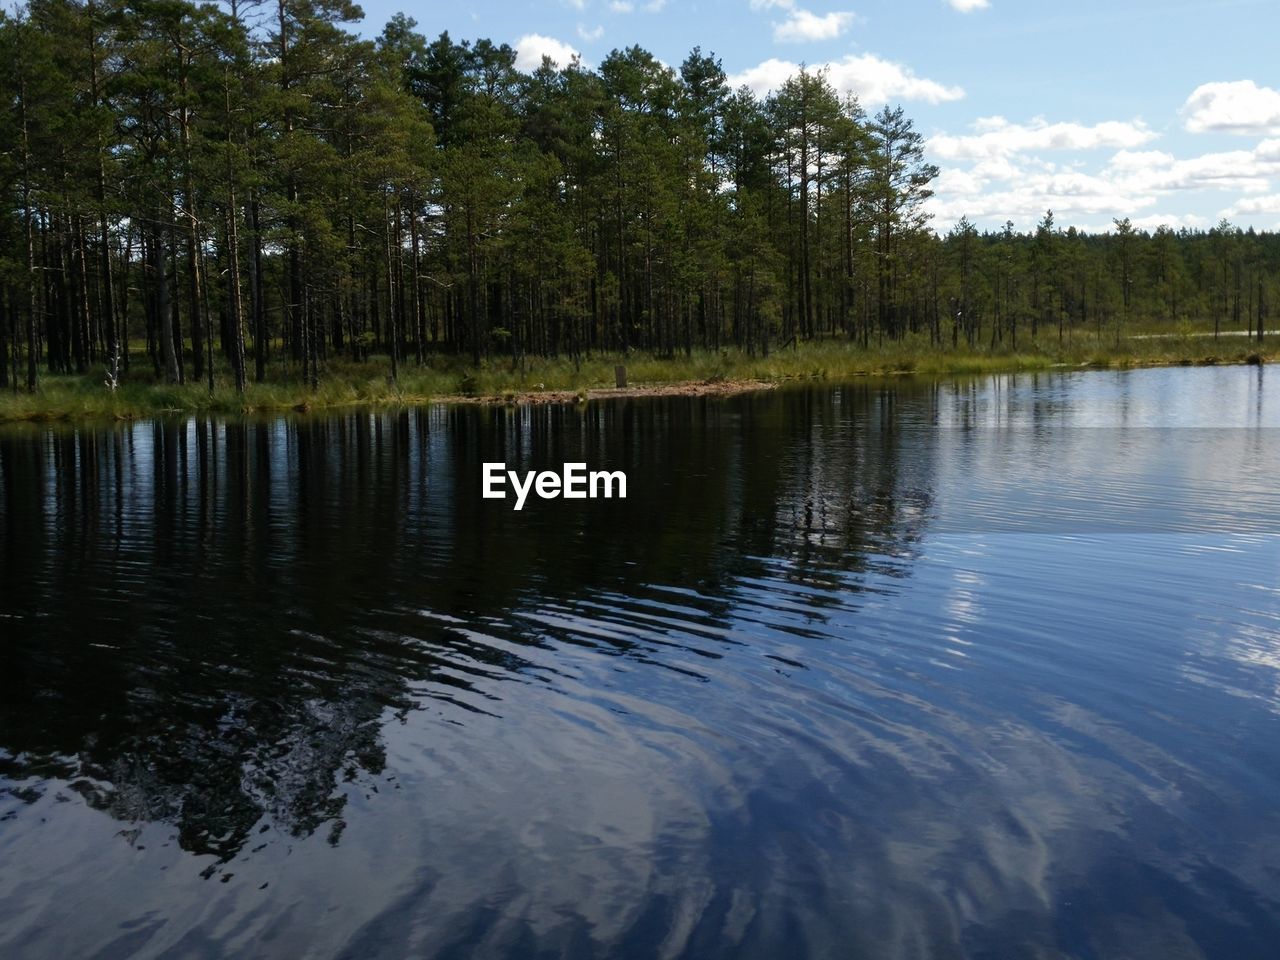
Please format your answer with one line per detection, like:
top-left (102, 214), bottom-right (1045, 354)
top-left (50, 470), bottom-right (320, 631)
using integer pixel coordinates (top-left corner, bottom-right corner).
top-left (0, 1), bottom-right (1276, 408)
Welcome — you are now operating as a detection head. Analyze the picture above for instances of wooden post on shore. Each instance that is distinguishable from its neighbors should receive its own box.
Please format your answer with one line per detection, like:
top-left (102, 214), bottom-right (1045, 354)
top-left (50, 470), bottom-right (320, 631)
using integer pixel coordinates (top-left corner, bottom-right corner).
top-left (615, 365), bottom-right (627, 388)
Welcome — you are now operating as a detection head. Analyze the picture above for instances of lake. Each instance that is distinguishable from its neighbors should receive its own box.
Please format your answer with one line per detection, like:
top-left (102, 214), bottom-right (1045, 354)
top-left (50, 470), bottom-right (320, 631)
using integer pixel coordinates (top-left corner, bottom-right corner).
top-left (3, 365), bottom-right (1280, 959)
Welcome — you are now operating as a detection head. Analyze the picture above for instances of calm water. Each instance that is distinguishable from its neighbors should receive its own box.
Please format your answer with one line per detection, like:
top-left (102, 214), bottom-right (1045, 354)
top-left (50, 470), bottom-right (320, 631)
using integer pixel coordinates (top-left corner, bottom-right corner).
top-left (3, 366), bottom-right (1280, 959)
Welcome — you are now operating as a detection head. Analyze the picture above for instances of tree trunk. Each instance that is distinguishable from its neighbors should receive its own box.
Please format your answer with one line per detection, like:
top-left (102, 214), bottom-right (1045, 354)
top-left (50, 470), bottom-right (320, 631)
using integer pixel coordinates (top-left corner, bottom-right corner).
top-left (19, 71), bottom-right (38, 392)
top-left (151, 222), bottom-right (180, 384)
top-left (249, 194), bottom-right (266, 381)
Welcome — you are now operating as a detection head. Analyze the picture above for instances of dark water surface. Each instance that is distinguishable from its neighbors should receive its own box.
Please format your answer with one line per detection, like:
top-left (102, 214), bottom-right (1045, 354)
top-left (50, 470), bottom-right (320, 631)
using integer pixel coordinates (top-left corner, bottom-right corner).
top-left (3, 366), bottom-right (1280, 959)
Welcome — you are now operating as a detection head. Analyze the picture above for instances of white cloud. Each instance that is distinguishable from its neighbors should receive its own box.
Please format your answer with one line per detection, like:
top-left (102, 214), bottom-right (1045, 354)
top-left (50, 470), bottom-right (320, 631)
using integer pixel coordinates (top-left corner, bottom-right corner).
top-left (1064, 213), bottom-right (1210, 234)
top-left (1182, 80), bottom-right (1280, 135)
top-left (930, 117), bottom-right (1157, 161)
top-left (921, 92), bottom-right (1280, 233)
top-left (947, 0), bottom-right (989, 10)
top-left (773, 8), bottom-right (854, 42)
top-left (1225, 195), bottom-right (1280, 217)
top-left (610, 0), bottom-right (634, 9)
top-left (645, 0), bottom-right (667, 10)
top-left (577, 23), bottom-right (604, 42)
top-left (927, 127), bottom-right (1280, 231)
top-left (1106, 144), bottom-right (1280, 194)
top-left (927, 168), bottom-right (1158, 227)
top-left (513, 34), bottom-right (582, 72)
top-left (1106, 149), bottom-right (1176, 172)
top-left (1149, 151), bottom-right (1272, 192)
top-left (729, 54), bottom-right (964, 105)
top-left (1124, 214), bottom-right (1209, 232)
top-left (749, 0), bottom-right (854, 43)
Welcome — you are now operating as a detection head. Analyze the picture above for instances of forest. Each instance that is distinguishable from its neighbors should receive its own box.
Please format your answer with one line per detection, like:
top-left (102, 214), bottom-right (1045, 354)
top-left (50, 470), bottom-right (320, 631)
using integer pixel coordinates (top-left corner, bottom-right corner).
top-left (0, 0), bottom-right (1277, 398)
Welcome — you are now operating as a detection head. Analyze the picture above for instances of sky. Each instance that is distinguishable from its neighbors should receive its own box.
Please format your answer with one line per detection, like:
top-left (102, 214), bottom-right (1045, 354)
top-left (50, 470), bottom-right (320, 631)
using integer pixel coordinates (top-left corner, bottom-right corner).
top-left (351, 0), bottom-right (1280, 234)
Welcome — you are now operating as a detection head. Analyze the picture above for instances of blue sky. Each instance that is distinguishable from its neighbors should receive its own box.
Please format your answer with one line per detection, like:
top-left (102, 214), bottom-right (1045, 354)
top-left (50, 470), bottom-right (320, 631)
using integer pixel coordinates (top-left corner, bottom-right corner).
top-left (353, 0), bottom-right (1280, 233)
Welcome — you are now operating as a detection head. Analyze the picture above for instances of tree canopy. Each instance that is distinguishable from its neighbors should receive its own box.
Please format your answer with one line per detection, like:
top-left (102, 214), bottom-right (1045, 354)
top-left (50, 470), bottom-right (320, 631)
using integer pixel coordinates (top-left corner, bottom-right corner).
top-left (0, 1), bottom-right (1276, 394)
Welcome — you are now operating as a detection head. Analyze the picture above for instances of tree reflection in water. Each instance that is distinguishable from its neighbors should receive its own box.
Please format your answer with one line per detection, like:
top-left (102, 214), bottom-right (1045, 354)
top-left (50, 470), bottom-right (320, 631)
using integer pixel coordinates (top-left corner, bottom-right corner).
top-left (0, 386), bottom-right (932, 863)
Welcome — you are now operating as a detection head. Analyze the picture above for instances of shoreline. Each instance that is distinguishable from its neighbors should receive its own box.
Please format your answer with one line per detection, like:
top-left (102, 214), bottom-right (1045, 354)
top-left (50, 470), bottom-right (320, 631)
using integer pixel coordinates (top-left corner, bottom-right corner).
top-left (0, 342), bottom-right (1271, 425)
top-left (434, 377), bottom-right (780, 406)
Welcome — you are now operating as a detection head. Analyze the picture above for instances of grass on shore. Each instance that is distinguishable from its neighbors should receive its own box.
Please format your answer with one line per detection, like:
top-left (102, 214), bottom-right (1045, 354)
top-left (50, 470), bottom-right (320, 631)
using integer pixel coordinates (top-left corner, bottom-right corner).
top-left (0, 327), bottom-right (1272, 423)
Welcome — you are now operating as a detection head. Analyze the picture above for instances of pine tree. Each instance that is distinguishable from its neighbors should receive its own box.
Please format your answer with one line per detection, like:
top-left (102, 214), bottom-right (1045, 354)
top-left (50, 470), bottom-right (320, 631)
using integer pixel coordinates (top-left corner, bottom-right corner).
top-left (867, 104), bottom-right (937, 340)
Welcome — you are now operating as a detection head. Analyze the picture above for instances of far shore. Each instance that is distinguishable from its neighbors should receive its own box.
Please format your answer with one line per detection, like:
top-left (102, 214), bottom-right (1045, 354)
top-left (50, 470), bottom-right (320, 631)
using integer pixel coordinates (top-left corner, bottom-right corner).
top-left (0, 332), bottom-right (1272, 424)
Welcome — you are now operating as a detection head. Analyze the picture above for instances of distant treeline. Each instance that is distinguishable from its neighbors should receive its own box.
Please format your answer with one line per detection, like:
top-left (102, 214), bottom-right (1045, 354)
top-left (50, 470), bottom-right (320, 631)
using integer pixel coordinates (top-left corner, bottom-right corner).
top-left (0, 1), bottom-right (1276, 394)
